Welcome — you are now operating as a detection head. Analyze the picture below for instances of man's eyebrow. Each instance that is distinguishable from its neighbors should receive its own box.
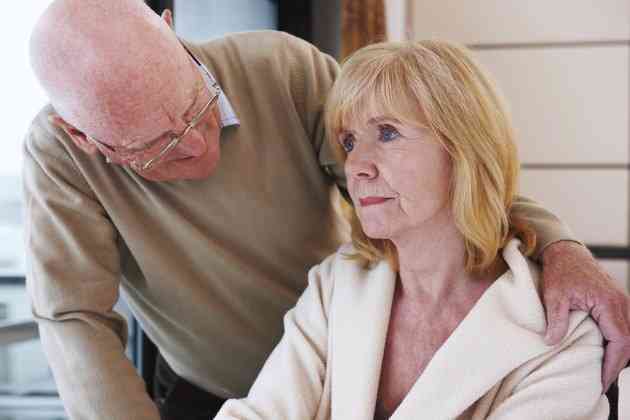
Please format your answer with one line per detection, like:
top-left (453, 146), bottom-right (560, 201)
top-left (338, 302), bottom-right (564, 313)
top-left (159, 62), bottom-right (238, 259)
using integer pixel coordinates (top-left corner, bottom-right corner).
top-left (123, 127), bottom-right (172, 151)
top-left (123, 80), bottom-right (205, 151)
top-left (185, 79), bottom-right (206, 118)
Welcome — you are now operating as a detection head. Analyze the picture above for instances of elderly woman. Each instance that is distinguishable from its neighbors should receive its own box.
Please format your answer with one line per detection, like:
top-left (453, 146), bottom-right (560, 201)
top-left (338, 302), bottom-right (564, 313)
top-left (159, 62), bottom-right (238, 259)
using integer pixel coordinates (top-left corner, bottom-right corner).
top-left (215, 41), bottom-right (612, 419)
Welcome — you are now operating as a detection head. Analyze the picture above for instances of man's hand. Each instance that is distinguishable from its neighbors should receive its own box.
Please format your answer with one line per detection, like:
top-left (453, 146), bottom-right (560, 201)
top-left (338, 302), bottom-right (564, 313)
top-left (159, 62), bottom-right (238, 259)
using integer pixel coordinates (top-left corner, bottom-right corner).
top-left (541, 241), bottom-right (630, 391)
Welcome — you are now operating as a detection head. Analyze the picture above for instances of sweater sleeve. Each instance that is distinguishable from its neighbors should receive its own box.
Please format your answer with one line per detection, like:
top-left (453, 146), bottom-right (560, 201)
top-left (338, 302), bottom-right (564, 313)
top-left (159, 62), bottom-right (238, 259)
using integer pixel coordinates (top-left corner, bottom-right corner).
top-left (512, 195), bottom-right (579, 259)
top-left (23, 112), bottom-right (159, 420)
top-left (486, 315), bottom-right (609, 420)
top-left (284, 33), bottom-right (346, 193)
top-left (215, 256), bottom-right (335, 420)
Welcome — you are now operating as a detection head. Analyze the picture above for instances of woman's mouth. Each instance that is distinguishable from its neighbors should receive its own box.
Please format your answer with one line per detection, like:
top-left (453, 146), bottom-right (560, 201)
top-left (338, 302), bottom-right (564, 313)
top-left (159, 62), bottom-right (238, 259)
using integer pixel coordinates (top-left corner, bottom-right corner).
top-left (359, 196), bottom-right (393, 207)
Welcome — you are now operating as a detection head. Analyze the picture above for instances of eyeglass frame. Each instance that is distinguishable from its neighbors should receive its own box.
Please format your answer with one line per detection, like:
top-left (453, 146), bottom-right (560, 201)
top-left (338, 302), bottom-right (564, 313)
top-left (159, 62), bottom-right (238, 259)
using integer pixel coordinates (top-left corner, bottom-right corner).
top-left (87, 47), bottom-right (222, 172)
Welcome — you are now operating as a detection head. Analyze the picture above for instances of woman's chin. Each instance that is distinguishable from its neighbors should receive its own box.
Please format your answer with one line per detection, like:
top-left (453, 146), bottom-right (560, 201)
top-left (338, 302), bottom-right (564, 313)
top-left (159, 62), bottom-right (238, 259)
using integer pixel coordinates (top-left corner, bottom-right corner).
top-left (361, 224), bottom-right (391, 240)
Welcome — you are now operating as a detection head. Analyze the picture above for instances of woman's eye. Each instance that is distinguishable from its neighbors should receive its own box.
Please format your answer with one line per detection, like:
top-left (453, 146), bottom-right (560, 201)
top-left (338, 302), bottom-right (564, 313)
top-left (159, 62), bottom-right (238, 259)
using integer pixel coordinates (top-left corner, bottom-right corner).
top-left (341, 134), bottom-right (355, 153)
top-left (379, 124), bottom-right (401, 142)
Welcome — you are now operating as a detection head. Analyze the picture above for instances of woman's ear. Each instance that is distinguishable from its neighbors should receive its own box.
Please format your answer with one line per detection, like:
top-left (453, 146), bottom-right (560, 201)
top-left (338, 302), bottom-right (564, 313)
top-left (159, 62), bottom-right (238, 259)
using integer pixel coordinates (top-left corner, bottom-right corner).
top-left (48, 114), bottom-right (99, 155)
top-left (161, 9), bottom-right (174, 29)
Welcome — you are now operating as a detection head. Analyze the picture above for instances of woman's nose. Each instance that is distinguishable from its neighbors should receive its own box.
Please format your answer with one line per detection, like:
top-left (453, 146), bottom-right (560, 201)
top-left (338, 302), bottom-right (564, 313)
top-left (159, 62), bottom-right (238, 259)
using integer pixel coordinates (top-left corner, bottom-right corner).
top-left (347, 153), bottom-right (379, 180)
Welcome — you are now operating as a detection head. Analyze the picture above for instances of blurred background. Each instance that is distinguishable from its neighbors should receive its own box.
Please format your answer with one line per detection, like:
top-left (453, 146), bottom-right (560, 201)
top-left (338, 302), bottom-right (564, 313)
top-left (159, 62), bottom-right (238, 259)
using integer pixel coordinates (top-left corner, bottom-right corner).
top-left (0, 1), bottom-right (627, 418)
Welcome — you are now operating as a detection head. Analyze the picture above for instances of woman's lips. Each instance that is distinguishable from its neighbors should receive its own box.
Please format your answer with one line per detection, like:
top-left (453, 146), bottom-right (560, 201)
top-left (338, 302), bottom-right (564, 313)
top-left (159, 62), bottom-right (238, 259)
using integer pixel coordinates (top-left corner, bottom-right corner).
top-left (359, 196), bottom-right (393, 207)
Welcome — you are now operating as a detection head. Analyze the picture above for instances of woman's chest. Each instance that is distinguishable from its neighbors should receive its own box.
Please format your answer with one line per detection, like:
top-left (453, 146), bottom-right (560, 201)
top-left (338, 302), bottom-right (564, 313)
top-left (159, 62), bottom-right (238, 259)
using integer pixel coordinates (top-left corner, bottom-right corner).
top-left (374, 304), bottom-right (464, 419)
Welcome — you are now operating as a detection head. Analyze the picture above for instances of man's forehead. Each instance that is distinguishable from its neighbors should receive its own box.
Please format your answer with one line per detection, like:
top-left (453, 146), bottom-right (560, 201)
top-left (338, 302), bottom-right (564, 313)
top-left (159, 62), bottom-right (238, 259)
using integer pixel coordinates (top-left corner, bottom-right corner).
top-left (126, 84), bottom-right (205, 147)
top-left (87, 79), bottom-right (199, 148)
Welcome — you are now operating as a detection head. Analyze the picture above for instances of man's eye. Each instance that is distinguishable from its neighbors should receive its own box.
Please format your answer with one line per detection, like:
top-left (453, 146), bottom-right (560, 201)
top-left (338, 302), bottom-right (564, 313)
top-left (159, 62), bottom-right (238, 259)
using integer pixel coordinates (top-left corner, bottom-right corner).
top-left (341, 134), bottom-right (355, 153)
top-left (379, 124), bottom-right (401, 142)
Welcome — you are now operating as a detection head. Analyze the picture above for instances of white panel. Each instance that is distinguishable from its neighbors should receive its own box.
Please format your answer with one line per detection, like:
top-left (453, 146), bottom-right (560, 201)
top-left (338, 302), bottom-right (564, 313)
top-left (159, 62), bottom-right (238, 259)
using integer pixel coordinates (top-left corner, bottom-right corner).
top-left (474, 46), bottom-right (629, 165)
top-left (386, 0), bottom-right (407, 41)
top-left (520, 170), bottom-right (628, 245)
top-left (411, 0), bottom-right (630, 44)
top-left (600, 260), bottom-right (629, 292)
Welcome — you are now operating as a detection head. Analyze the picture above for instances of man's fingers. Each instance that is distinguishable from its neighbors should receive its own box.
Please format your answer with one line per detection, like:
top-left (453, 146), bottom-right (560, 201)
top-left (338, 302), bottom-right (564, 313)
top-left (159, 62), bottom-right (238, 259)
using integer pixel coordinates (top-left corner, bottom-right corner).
top-left (590, 294), bottom-right (630, 341)
top-left (161, 9), bottom-right (173, 28)
top-left (602, 341), bottom-right (630, 392)
top-left (544, 299), bottom-right (571, 345)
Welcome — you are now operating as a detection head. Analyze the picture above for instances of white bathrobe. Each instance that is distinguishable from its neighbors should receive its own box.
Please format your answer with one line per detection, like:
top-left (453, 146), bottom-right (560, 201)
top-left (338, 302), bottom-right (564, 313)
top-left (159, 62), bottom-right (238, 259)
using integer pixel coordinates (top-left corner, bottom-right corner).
top-left (216, 239), bottom-right (627, 419)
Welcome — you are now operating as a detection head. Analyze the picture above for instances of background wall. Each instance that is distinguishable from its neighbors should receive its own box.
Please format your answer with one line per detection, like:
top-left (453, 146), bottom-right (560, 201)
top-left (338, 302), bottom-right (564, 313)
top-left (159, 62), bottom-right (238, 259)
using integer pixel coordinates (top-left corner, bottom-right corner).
top-left (174, 0), bottom-right (277, 42)
top-left (389, 0), bottom-right (630, 290)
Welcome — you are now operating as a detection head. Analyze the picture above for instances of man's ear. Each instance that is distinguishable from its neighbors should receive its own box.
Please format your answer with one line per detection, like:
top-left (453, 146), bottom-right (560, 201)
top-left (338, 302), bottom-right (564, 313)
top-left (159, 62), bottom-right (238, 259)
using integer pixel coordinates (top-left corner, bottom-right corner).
top-left (161, 9), bottom-right (174, 29)
top-left (48, 115), bottom-right (99, 155)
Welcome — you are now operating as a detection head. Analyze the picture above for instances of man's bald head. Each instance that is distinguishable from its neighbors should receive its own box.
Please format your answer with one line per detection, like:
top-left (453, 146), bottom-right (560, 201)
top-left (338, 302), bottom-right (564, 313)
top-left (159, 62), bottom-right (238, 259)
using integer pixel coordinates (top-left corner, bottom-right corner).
top-left (30, 0), bottom-right (198, 146)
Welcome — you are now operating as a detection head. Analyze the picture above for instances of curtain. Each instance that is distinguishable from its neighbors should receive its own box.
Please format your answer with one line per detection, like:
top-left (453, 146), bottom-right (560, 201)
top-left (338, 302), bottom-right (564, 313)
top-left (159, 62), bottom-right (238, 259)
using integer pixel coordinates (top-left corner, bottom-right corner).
top-left (341, 0), bottom-right (386, 60)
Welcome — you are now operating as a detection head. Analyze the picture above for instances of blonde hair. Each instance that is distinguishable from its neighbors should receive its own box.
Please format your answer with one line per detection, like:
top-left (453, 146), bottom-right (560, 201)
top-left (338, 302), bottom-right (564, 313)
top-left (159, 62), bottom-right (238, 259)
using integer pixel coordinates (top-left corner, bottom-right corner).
top-left (325, 40), bottom-right (535, 273)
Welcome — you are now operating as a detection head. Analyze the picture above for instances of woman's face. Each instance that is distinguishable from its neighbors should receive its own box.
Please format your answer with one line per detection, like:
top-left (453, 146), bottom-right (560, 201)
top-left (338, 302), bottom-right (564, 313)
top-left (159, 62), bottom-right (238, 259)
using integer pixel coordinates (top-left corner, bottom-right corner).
top-left (341, 113), bottom-right (453, 241)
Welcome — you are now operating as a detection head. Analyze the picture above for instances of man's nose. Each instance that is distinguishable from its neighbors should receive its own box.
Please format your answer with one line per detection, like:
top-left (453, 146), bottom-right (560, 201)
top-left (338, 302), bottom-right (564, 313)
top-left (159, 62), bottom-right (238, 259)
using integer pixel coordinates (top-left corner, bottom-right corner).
top-left (176, 130), bottom-right (207, 157)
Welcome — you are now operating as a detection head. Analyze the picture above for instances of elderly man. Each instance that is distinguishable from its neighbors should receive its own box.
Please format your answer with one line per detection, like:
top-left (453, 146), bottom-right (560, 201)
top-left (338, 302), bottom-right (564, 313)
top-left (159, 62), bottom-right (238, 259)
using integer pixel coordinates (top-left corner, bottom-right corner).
top-left (25, 0), bottom-right (630, 419)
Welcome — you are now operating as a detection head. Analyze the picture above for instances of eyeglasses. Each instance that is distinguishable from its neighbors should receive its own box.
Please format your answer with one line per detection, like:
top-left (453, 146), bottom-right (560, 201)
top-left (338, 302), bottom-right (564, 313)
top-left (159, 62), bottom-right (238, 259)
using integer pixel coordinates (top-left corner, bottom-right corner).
top-left (88, 50), bottom-right (221, 172)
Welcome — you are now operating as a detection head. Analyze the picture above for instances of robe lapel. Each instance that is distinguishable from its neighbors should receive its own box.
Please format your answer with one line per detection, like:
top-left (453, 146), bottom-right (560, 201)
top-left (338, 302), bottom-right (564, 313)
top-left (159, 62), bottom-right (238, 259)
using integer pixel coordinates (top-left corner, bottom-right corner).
top-left (391, 240), bottom-right (552, 419)
top-left (330, 258), bottom-right (396, 420)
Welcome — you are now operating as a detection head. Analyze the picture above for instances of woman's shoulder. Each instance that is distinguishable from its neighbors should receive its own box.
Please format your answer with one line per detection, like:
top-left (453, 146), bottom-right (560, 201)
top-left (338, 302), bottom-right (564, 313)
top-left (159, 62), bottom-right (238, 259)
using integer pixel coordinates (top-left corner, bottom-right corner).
top-left (300, 244), bottom-right (359, 314)
top-left (309, 242), bottom-right (393, 292)
top-left (317, 242), bottom-right (392, 276)
top-left (500, 239), bottom-right (541, 289)
top-left (499, 239), bottom-right (602, 346)
top-left (311, 243), bottom-right (363, 281)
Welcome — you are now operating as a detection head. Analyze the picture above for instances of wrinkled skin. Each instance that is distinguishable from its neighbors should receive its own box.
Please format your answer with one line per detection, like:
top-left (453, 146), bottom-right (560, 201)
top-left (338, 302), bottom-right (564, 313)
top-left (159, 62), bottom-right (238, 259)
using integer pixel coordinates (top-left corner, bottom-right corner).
top-left (541, 241), bottom-right (630, 391)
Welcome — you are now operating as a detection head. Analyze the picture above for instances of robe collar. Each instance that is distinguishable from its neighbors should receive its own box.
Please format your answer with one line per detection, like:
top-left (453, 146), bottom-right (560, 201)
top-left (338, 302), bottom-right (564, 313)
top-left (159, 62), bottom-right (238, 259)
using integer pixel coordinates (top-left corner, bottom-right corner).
top-left (330, 240), bottom-right (555, 419)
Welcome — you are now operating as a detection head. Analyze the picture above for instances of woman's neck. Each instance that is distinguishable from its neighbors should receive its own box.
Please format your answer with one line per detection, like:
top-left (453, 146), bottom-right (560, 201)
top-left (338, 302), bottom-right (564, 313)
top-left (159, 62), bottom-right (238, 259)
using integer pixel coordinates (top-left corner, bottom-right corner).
top-left (391, 209), bottom-right (491, 304)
